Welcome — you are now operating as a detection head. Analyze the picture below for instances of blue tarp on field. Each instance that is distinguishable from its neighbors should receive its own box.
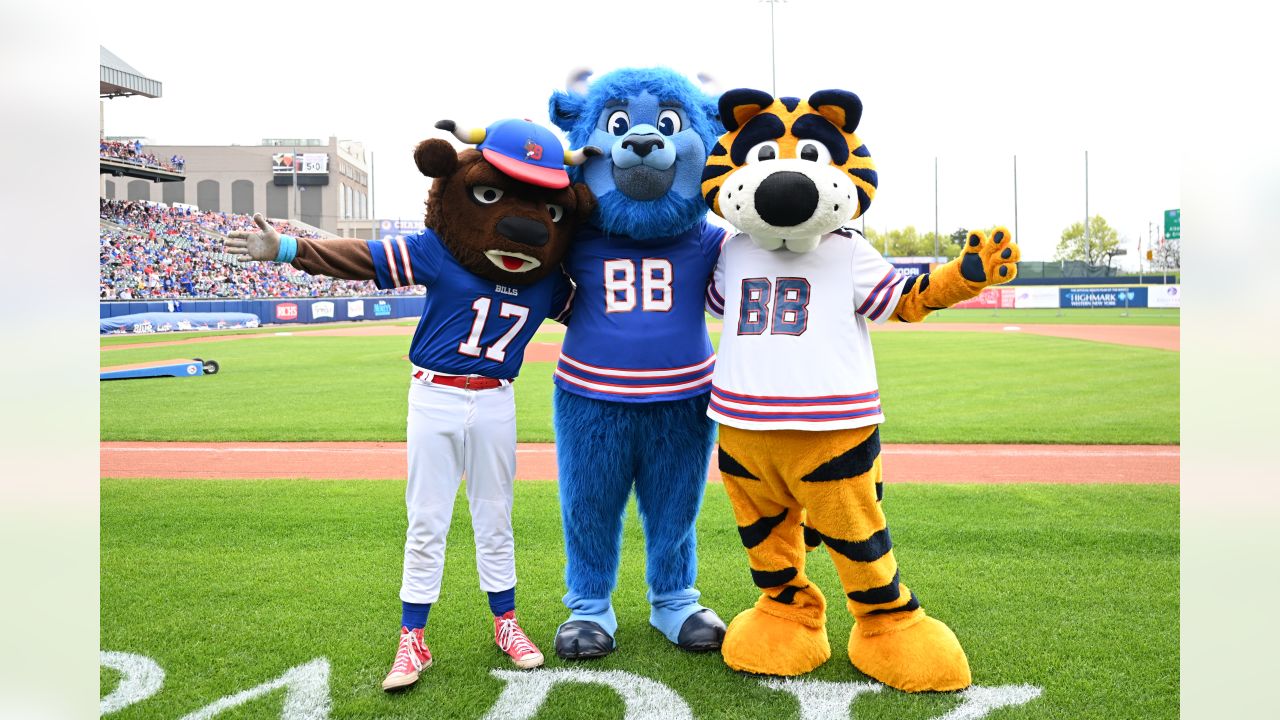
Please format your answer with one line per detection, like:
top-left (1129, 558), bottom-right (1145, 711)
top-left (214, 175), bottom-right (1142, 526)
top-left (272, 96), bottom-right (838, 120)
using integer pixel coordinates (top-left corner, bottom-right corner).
top-left (100, 312), bottom-right (260, 335)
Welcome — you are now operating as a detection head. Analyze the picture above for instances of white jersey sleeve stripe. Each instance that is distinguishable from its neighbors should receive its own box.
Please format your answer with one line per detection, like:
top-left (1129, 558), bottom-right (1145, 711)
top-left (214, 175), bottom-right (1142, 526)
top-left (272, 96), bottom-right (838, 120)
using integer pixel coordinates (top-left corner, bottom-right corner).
top-left (381, 239), bottom-right (401, 289)
top-left (856, 269), bottom-right (897, 315)
top-left (867, 274), bottom-right (905, 321)
top-left (396, 237), bottom-right (415, 286)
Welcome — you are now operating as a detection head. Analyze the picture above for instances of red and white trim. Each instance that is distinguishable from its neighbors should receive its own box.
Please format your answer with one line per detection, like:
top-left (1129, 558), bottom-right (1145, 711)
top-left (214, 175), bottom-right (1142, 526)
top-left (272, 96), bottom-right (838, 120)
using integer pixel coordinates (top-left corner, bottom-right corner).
top-left (558, 352), bottom-right (715, 379)
top-left (396, 236), bottom-right (415, 286)
top-left (554, 367), bottom-right (714, 396)
top-left (380, 238), bottom-right (401, 288)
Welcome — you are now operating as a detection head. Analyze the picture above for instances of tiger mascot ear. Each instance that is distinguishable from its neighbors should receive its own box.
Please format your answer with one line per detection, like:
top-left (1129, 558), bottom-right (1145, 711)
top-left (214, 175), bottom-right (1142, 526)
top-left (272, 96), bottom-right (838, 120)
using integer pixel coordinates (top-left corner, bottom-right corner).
top-left (719, 88), bottom-right (775, 132)
top-left (807, 90), bottom-right (864, 133)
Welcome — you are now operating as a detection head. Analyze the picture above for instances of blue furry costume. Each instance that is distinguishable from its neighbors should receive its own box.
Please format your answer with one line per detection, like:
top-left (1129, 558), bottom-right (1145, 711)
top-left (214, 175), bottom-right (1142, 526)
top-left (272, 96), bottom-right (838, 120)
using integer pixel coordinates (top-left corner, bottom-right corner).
top-left (547, 68), bottom-right (729, 658)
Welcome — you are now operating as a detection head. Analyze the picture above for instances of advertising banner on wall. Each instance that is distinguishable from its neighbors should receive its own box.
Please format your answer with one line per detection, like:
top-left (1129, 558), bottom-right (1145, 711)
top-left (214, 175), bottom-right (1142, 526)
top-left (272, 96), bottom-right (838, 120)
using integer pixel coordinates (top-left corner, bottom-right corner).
top-left (891, 262), bottom-right (932, 278)
top-left (1060, 286), bottom-right (1148, 308)
top-left (378, 219), bottom-right (426, 243)
top-left (952, 287), bottom-right (1015, 309)
top-left (311, 301), bottom-right (335, 320)
top-left (1146, 284), bottom-right (1181, 308)
top-left (347, 299), bottom-right (365, 318)
top-left (1013, 286), bottom-right (1061, 309)
top-left (274, 302), bottom-right (299, 321)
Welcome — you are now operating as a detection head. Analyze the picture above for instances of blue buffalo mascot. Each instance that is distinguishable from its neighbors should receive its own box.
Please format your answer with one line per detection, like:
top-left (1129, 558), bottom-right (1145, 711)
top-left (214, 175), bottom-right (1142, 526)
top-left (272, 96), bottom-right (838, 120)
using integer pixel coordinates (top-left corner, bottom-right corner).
top-left (547, 67), bottom-right (729, 658)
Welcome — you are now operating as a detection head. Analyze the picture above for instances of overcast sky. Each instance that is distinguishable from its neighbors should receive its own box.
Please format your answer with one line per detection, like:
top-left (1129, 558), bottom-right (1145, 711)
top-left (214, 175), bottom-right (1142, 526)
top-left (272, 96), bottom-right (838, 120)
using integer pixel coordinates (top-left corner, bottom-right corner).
top-left (101, 0), bottom-right (1180, 269)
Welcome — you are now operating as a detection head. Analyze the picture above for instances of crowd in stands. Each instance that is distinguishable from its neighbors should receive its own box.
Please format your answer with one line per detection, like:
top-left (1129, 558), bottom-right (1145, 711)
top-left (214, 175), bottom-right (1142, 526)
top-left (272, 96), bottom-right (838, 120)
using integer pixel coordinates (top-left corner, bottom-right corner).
top-left (100, 139), bottom-right (184, 173)
top-left (100, 198), bottom-right (421, 300)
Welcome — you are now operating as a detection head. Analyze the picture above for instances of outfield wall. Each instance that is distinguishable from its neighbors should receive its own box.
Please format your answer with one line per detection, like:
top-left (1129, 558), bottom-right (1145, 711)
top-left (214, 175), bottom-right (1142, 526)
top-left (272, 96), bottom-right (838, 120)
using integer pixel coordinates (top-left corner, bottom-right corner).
top-left (99, 283), bottom-right (1180, 333)
top-left (955, 284), bottom-right (1181, 310)
top-left (100, 296), bottom-right (426, 326)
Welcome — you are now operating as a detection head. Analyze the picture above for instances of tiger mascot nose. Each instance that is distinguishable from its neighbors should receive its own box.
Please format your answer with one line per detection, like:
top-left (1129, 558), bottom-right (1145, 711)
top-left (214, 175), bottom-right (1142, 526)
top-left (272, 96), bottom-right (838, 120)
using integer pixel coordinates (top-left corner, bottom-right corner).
top-left (755, 171), bottom-right (819, 227)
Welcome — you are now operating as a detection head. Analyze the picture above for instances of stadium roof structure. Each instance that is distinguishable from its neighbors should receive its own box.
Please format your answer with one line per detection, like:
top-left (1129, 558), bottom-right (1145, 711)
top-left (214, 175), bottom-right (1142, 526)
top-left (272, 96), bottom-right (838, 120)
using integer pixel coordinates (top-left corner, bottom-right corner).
top-left (100, 46), bottom-right (162, 99)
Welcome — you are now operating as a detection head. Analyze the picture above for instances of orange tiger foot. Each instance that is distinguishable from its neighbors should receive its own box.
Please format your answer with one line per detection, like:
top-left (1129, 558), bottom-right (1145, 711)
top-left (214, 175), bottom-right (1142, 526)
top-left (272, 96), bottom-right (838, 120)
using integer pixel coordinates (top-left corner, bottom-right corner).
top-left (848, 612), bottom-right (971, 692)
top-left (722, 607), bottom-right (830, 676)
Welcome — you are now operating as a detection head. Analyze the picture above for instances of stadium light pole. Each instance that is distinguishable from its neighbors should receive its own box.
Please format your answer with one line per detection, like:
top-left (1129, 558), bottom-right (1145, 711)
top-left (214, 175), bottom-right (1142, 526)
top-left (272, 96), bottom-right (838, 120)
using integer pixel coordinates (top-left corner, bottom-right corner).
top-left (934, 156), bottom-right (940, 260)
top-left (763, 0), bottom-right (786, 95)
top-left (1084, 149), bottom-right (1090, 267)
top-left (1013, 154), bottom-right (1019, 246)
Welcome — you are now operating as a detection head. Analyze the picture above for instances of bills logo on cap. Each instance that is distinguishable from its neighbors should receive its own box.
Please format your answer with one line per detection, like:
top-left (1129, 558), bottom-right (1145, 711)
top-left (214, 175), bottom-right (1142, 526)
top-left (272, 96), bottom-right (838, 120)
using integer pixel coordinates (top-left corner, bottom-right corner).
top-left (435, 117), bottom-right (600, 190)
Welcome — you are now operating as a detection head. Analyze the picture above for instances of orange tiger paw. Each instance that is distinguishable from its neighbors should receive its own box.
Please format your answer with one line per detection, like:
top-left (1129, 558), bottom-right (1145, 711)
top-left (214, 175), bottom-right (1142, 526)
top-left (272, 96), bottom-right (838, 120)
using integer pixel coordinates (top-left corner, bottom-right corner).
top-left (959, 227), bottom-right (1019, 288)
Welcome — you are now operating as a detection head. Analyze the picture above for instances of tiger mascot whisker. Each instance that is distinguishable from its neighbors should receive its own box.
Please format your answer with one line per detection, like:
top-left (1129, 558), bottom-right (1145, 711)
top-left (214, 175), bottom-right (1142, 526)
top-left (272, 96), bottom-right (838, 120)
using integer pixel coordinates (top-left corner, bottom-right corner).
top-left (701, 88), bottom-right (1019, 692)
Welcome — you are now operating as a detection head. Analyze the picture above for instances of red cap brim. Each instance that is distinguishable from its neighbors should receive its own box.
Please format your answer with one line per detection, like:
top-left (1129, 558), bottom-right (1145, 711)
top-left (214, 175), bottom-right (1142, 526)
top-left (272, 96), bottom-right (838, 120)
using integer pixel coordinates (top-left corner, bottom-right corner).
top-left (482, 149), bottom-right (570, 189)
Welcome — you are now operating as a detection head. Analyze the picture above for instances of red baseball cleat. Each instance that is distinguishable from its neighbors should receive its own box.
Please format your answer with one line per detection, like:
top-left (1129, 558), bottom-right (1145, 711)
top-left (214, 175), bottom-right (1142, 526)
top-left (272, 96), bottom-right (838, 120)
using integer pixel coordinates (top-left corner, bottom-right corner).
top-left (381, 626), bottom-right (432, 691)
top-left (494, 611), bottom-right (545, 669)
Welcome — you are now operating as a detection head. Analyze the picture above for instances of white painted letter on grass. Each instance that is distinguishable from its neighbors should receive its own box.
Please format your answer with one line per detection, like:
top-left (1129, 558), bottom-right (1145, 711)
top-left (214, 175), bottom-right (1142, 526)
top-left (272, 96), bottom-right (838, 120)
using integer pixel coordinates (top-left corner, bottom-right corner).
top-left (759, 678), bottom-right (883, 720)
top-left (178, 658), bottom-right (331, 720)
top-left (100, 651), bottom-right (165, 716)
top-left (483, 668), bottom-right (693, 720)
top-left (925, 685), bottom-right (1044, 720)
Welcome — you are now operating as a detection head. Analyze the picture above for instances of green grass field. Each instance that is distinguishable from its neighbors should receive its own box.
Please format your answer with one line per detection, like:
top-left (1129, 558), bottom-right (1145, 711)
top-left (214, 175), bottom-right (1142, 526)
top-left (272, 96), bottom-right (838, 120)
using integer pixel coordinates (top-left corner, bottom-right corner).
top-left (100, 331), bottom-right (1178, 444)
top-left (101, 479), bottom-right (1178, 720)
top-left (920, 308), bottom-right (1179, 326)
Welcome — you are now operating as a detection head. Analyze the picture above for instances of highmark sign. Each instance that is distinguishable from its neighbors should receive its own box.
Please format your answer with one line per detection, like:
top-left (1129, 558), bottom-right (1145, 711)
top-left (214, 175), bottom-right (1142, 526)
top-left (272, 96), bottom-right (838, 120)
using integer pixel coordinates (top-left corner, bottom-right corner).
top-left (1164, 209), bottom-right (1180, 240)
top-left (100, 651), bottom-right (1044, 719)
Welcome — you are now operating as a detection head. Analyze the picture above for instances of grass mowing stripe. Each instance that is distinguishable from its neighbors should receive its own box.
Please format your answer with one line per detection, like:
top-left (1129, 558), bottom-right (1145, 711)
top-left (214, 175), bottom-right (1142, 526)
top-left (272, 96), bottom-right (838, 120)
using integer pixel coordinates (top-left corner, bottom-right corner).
top-left (100, 332), bottom-right (1177, 444)
top-left (101, 480), bottom-right (1177, 720)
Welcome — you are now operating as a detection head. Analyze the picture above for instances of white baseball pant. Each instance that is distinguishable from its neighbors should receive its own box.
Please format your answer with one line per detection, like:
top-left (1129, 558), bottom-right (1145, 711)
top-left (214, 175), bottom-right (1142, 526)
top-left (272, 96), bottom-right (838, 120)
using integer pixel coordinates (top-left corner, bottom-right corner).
top-left (400, 371), bottom-right (517, 604)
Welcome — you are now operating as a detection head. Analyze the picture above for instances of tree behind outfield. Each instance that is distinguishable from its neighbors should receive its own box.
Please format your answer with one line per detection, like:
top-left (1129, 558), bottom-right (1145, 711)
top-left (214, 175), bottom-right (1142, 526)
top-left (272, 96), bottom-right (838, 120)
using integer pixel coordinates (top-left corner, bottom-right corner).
top-left (1056, 215), bottom-right (1119, 266)
top-left (864, 226), bottom-right (961, 258)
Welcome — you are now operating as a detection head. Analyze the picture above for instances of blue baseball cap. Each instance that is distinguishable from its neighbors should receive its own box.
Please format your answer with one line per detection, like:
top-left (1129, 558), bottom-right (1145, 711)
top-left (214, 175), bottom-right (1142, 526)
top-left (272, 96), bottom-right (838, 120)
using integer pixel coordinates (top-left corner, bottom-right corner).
top-left (477, 118), bottom-right (570, 189)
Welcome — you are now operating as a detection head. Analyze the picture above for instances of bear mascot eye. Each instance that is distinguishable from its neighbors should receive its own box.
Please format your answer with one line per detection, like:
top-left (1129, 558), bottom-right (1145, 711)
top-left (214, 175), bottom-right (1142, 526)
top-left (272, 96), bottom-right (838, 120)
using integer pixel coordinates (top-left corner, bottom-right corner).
top-left (547, 204), bottom-right (565, 222)
top-left (471, 186), bottom-right (504, 204)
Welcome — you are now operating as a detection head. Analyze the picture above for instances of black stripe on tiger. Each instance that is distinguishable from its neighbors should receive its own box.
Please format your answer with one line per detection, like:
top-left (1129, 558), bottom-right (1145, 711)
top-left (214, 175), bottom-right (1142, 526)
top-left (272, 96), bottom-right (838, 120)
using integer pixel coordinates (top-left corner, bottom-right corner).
top-left (848, 167), bottom-right (878, 187)
top-left (817, 525), bottom-right (893, 564)
top-left (802, 523), bottom-right (823, 550)
top-left (738, 509), bottom-right (788, 549)
top-left (876, 481), bottom-right (883, 502)
top-left (855, 187), bottom-right (873, 217)
top-left (901, 275), bottom-right (918, 295)
top-left (702, 164), bottom-right (733, 182)
top-left (709, 142), bottom-right (728, 157)
top-left (770, 585), bottom-right (809, 605)
top-left (751, 566), bottom-right (799, 588)
top-left (703, 186), bottom-right (719, 212)
top-left (801, 428), bottom-right (880, 482)
top-left (779, 96), bottom-right (801, 112)
top-left (730, 113), bottom-right (786, 165)
top-left (792, 114), bottom-right (849, 165)
top-left (865, 591), bottom-right (920, 616)
top-left (719, 447), bottom-right (759, 480)
top-left (853, 144), bottom-right (871, 158)
top-left (847, 570), bottom-right (901, 605)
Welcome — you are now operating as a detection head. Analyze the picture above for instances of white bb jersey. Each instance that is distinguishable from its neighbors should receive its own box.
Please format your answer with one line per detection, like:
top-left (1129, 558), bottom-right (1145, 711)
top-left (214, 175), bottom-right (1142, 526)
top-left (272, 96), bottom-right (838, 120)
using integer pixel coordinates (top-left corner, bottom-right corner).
top-left (705, 230), bottom-right (906, 431)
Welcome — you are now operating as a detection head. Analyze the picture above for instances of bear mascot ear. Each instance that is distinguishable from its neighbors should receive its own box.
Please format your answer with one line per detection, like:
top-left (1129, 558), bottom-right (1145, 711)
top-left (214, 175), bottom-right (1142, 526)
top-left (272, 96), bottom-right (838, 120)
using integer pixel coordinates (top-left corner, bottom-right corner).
top-left (413, 138), bottom-right (458, 179)
top-left (807, 89), bottom-right (864, 133)
top-left (719, 88), bottom-right (775, 132)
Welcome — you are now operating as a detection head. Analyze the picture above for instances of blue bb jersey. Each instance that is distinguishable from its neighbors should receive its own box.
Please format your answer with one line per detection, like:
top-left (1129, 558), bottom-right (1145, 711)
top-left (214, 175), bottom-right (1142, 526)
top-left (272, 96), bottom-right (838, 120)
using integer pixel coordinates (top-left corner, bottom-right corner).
top-left (368, 230), bottom-right (572, 379)
top-left (555, 218), bottom-right (728, 402)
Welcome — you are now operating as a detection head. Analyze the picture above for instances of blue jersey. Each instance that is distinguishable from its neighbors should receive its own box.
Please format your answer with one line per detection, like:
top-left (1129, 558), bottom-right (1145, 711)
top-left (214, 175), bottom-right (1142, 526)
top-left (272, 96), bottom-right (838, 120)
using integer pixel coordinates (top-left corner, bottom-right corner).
top-left (368, 230), bottom-right (572, 379)
top-left (556, 219), bottom-right (727, 402)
